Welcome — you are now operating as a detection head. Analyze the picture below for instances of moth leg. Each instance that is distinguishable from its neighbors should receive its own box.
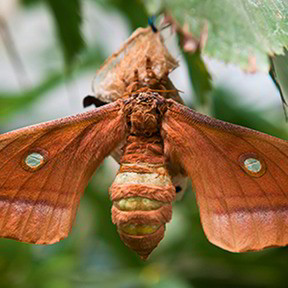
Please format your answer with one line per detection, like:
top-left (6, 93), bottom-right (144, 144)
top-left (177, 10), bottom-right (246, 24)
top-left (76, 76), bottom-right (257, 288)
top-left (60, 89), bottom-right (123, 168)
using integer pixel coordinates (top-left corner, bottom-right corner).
top-left (158, 70), bottom-right (171, 98)
top-left (146, 57), bottom-right (157, 79)
top-left (122, 77), bottom-right (129, 88)
top-left (159, 70), bottom-right (170, 87)
top-left (144, 57), bottom-right (160, 88)
top-left (144, 58), bottom-right (172, 99)
top-left (126, 69), bottom-right (140, 93)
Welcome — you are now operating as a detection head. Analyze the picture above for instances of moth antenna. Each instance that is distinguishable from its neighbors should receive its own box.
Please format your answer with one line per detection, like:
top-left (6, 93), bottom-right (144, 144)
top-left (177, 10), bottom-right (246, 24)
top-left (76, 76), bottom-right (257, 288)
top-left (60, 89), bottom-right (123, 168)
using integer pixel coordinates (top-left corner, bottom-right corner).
top-left (148, 15), bottom-right (171, 32)
top-left (159, 23), bottom-right (172, 31)
top-left (149, 88), bottom-right (183, 94)
top-left (122, 88), bottom-right (182, 99)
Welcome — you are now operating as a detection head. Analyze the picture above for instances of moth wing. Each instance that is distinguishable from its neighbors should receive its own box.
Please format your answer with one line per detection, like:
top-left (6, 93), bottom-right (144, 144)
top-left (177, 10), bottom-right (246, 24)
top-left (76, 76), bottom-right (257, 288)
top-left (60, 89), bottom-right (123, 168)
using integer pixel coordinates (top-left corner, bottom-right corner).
top-left (162, 100), bottom-right (288, 252)
top-left (0, 101), bottom-right (126, 244)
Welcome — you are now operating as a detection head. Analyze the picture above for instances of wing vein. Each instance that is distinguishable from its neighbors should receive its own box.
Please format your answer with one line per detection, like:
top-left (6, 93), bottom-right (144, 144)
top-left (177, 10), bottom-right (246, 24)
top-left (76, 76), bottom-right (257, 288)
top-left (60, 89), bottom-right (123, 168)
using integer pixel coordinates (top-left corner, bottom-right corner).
top-left (239, 137), bottom-right (288, 198)
top-left (2, 126), bottom-right (88, 240)
top-left (19, 127), bottom-right (88, 241)
top-left (186, 123), bottom-right (262, 247)
top-left (42, 126), bottom-right (96, 241)
top-left (195, 127), bottom-right (274, 211)
top-left (57, 127), bottom-right (101, 238)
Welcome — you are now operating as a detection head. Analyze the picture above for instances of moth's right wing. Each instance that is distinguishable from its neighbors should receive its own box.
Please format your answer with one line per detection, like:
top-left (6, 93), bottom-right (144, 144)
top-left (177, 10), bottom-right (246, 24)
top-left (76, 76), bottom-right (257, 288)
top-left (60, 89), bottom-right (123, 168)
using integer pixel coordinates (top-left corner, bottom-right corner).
top-left (162, 100), bottom-right (288, 253)
top-left (0, 101), bottom-right (126, 244)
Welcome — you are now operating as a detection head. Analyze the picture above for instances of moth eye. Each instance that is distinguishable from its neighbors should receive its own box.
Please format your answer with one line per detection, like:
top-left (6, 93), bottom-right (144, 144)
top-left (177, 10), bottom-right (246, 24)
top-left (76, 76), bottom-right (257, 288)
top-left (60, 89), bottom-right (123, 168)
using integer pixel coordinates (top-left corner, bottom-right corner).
top-left (239, 153), bottom-right (266, 177)
top-left (22, 149), bottom-right (48, 172)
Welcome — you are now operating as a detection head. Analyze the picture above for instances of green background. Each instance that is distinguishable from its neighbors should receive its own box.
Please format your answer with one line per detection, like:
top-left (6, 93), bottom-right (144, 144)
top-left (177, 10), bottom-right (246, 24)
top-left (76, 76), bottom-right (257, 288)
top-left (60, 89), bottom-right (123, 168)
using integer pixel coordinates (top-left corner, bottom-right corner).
top-left (0, 1), bottom-right (287, 287)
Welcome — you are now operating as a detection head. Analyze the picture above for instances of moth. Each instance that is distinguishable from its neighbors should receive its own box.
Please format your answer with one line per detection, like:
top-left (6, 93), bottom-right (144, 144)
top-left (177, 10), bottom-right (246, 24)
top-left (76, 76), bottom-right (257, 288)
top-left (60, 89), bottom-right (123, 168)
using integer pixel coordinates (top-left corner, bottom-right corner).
top-left (0, 28), bottom-right (288, 260)
top-left (86, 27), bottom-right (188, 200)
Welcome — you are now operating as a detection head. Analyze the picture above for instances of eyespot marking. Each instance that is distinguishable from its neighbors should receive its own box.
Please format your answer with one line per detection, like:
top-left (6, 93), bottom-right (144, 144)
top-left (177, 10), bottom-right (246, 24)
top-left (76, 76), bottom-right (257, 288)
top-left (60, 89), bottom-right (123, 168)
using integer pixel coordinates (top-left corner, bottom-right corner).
top-left (22, 149), bottom-right (49, 172)
top-left (239, 153), bottom-right (266, 177)
top-left (244, 158), bottom-right (261, 172)
top-left (25, 153), bottom-right (44, 167)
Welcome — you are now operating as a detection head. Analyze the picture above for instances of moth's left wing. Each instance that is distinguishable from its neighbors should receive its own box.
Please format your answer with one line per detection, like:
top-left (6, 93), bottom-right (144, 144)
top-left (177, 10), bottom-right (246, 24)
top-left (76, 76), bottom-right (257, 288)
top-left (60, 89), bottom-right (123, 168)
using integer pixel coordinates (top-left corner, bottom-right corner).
top-left (0, 101), bottom-right (126, 244)
top-left (162, 100), bottom-right (288, 252)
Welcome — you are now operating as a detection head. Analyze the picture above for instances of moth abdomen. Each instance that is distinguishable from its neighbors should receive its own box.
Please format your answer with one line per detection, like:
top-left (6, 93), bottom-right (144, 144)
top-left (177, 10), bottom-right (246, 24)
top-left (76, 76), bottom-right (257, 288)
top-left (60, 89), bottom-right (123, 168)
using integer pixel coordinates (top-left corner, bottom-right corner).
top-left (108, 93), bottom-right (176, 259)
top-left (109, 163), bottom-right (176, 259)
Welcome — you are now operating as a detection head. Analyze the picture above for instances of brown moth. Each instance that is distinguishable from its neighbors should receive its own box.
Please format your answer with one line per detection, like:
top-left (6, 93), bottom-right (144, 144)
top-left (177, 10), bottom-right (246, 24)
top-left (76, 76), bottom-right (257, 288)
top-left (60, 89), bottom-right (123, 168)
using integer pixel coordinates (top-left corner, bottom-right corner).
top-left (0, 28), bottom-right (288, 260)
top-left (87, 27), bottom-right (188, 199)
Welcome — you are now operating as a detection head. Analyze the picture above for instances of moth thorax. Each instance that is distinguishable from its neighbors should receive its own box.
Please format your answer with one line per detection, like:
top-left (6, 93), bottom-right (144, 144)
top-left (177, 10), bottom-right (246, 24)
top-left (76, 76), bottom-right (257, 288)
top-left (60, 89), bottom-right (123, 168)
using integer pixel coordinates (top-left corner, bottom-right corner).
top-left (109, 163), bottom-right (176, 259)
top-left (130, 110), bottom-right (159, 135)
top-left (127, 92), bottom-right (165, 136)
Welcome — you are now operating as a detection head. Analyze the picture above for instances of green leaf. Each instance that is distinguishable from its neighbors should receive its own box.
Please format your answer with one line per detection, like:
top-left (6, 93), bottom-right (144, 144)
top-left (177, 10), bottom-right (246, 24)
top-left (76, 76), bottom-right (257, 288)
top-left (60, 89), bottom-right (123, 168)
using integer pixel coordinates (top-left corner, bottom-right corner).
top-left (270, 48), bottom-right (288, 117)
top-left (21, 0), bottom-right (85, 66)
top-left (45, 0), bottom-right (84, 67)
top-left (110, 0), bottom-right (149, 30)
top-left (96, 0), bottom-right (149, 30)
top-left (163, 0), bottom-right (288, 72)
top-left (182, 48), bottom-right (212, 108)
top-left (21, 0), bottom-right (40, 5)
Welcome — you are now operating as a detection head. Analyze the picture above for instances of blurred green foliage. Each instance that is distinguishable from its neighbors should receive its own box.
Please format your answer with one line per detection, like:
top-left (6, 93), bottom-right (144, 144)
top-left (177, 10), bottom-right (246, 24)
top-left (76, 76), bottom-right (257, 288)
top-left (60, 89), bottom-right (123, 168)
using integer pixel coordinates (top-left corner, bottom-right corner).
top-left (0, 1), bottom-right (288, 288)
top-left (22, 0), bottom-right (84, 67)
top-left (270, 48), bottom-right (288, 118)
top-left (182, 49), bottom-right (212, 110)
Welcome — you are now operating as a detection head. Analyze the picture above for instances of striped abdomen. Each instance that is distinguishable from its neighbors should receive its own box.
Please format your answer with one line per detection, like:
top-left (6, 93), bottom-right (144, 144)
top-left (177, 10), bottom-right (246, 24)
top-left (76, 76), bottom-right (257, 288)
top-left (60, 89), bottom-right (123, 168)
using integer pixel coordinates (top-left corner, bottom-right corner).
top-left (109, 162), bottom-right (176, 259)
